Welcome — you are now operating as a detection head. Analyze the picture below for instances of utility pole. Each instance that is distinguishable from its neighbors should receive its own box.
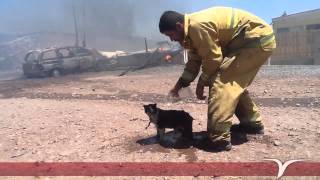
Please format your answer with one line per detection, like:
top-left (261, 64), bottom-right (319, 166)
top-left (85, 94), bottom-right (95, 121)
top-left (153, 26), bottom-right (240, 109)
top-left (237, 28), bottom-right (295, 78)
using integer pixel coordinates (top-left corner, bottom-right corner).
top-left (144, 38), bottom-right (148, 52)
top-left (82, 0), bottom-right (87, 48)
top-left (72, 1), bottom-right (79, 47)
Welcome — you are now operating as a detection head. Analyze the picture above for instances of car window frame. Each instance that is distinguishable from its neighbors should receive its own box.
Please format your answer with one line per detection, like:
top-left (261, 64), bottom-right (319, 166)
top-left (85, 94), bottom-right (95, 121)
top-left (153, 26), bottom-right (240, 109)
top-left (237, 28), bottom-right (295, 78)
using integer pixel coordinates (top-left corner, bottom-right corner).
top-left (57, 48), bottom-right (75, 58)
top-left (25, 51), bottom-right (40, 63)
top-left (41, 49), bottom-right (58, 61)
top-left (72, 47), bottom-right (92, 57)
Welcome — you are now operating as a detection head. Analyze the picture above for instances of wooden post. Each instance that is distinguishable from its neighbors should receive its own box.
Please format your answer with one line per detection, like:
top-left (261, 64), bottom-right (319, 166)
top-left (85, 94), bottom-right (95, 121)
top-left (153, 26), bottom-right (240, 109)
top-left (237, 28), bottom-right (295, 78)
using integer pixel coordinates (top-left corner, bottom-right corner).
top-left (82, 0), bottom-right (87, 48)
top-left (72, 1), bottom-right (79, 47)
top-left (144, 38), bottom-right (148, 52)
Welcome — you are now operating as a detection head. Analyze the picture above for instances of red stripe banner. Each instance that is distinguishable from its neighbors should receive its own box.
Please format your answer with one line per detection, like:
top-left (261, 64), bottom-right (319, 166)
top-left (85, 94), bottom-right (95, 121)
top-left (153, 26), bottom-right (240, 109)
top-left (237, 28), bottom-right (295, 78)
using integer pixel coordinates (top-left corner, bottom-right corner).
top-left (0, 162), bottom-right (319, 177)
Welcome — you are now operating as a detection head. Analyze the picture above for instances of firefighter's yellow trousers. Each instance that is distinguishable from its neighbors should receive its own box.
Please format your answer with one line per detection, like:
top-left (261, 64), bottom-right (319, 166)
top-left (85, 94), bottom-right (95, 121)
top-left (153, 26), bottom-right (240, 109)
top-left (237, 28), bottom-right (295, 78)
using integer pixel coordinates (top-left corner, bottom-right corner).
top-left (207, 47), bottom-right (272, 142)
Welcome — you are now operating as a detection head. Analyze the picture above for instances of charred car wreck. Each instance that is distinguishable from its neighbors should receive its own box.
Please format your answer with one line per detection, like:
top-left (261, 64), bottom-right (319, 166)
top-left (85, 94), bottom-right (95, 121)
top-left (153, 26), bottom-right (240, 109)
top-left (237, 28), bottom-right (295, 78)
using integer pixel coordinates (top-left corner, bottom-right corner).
top-left (22, 46), bottom-right (108, 78)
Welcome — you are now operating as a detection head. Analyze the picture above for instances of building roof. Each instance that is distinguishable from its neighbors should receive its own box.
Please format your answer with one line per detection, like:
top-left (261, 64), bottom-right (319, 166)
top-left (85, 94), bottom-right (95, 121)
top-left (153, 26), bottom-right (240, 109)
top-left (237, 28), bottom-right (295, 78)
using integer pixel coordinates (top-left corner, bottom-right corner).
top-left (273, 8), bottom-right (320, 22)
top-left (272, 8), bottom-right (320, 29)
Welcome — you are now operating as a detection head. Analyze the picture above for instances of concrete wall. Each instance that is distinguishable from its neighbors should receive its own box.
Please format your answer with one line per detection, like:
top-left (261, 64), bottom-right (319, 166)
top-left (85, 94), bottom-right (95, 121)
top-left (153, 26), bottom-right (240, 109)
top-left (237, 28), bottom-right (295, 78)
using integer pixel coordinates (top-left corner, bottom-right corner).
top-left (312, 31), bottom-right (320, 65)
top-left (270, 58), bottom-right (314, 65)
top-left (314, 54), bottom-right (320, 65)
top-left (271, 30), bottom-right (320, 65)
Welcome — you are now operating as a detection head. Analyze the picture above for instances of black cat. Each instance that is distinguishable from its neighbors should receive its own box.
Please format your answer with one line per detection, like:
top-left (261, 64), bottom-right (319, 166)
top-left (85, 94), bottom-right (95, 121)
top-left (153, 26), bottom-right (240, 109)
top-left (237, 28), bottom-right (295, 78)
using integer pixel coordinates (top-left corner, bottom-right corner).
top-left (143, 103), bottom-right (193, 140)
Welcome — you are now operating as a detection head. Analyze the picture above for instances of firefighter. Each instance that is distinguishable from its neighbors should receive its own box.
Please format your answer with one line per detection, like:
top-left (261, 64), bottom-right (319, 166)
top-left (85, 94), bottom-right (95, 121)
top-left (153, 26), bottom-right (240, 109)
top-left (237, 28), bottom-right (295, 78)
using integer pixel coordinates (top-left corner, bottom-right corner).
top-left (159, 7), bottom-right (276, 151)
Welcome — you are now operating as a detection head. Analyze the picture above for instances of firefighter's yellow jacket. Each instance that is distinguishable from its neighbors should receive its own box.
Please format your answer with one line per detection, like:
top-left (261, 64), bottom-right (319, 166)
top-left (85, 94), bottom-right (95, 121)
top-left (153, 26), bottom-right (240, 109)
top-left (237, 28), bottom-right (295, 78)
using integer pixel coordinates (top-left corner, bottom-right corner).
top-left (180, 7), bottom-right (276, 86)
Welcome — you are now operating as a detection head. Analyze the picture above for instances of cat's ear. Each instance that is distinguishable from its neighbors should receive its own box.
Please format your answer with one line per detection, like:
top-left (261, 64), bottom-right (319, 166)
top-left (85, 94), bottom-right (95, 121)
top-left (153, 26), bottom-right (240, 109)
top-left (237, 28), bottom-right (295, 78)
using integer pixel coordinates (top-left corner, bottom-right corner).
top-left (154, 103), bottom-right (157, 107)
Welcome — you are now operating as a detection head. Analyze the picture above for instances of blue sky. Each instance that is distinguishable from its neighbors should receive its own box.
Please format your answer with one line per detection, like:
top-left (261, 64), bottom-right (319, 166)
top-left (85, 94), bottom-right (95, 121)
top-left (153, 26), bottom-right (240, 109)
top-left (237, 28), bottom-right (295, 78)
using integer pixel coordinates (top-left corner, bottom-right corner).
top-left (142, 0), bottom-right (320, 38)
top-left (186, 0), bottom-right (320, 23)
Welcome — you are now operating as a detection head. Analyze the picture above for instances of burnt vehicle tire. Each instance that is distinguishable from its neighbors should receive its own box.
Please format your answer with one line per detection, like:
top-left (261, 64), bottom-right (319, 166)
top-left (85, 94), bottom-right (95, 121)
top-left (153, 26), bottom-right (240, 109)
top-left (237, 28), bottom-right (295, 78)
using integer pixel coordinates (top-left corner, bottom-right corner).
top-left (94, 60), bottom-right (109, 71)
top-left (24, 73), bottom-right (34, 78)
top-left (51, 69), bottom-right (62, 77)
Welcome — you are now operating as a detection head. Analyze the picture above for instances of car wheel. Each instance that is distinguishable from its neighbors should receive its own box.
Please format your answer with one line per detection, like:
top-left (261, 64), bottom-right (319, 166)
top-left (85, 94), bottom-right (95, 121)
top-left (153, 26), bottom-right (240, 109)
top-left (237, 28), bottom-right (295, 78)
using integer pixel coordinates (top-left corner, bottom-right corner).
top-left (51, 69), bottom-right (61, 77)
top-left (24, 74), bottom-right (32, 78)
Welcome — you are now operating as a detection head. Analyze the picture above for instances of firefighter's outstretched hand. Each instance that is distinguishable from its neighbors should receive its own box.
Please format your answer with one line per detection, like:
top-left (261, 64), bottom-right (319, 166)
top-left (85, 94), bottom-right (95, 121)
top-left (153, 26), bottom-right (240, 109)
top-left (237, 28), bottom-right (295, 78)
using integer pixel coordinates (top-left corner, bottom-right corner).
top-left (196, 82), bottom-right (206, 100)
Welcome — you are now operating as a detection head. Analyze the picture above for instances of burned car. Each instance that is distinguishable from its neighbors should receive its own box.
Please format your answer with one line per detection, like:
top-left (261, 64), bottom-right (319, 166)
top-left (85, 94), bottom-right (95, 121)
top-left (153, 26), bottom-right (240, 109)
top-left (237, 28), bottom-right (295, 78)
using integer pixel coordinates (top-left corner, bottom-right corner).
top-left (22, 46), bottom-right (108, 78)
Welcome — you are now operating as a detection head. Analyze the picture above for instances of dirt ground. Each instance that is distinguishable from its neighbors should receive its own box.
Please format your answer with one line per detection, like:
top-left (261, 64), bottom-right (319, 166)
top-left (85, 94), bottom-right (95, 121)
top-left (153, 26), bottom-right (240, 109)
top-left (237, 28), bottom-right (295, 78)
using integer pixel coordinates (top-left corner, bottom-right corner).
top-left (0, 65), bottom-right (319, 180)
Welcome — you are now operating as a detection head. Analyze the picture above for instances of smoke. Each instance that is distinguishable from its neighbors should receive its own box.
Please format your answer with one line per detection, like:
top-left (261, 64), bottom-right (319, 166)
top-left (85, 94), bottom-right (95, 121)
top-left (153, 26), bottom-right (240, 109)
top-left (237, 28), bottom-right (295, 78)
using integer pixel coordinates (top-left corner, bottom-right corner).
top-left (0, 0), bottom-right (190, 71)
top-left (71, 0), bottom-right (135, 38)
top-left (68, 0), bottom-right (188, 42)
top-left (131, 1), bottom-right (187, 39)
top-left (0, 0), bottom-right (186, 40)
top-left (0, 0), bottom-right (189, 70)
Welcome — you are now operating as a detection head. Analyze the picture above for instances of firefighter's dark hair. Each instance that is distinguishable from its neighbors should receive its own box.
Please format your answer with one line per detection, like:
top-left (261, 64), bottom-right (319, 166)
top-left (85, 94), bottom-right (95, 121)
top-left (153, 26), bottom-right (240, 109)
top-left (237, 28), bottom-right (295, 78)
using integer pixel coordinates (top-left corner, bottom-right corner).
top-left (159, 11), bottom-right (184, 33)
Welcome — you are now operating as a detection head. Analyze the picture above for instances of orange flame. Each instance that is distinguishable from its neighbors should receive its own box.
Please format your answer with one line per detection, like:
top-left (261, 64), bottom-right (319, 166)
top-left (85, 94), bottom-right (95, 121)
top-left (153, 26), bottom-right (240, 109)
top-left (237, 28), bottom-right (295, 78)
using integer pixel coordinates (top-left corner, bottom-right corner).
top-left (165, 54), bottom-right (172, 61)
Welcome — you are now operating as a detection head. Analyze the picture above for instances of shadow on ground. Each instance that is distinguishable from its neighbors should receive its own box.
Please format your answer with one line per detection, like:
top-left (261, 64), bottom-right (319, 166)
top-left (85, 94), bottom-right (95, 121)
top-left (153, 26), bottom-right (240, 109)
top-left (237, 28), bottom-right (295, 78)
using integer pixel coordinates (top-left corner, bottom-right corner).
top-left (135, 130), bottom-right (254, 154)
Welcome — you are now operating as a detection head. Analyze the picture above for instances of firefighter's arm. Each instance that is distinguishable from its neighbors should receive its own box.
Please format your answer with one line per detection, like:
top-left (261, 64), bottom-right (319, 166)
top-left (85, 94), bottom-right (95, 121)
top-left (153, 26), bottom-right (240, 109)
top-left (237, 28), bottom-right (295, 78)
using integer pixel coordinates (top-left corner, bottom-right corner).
top-left (188, 23), bottom-right (223, 86)
top-left (170, 49), bottom-right (201, 97)
top-left (178, 49), bottom-right (202, 87)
